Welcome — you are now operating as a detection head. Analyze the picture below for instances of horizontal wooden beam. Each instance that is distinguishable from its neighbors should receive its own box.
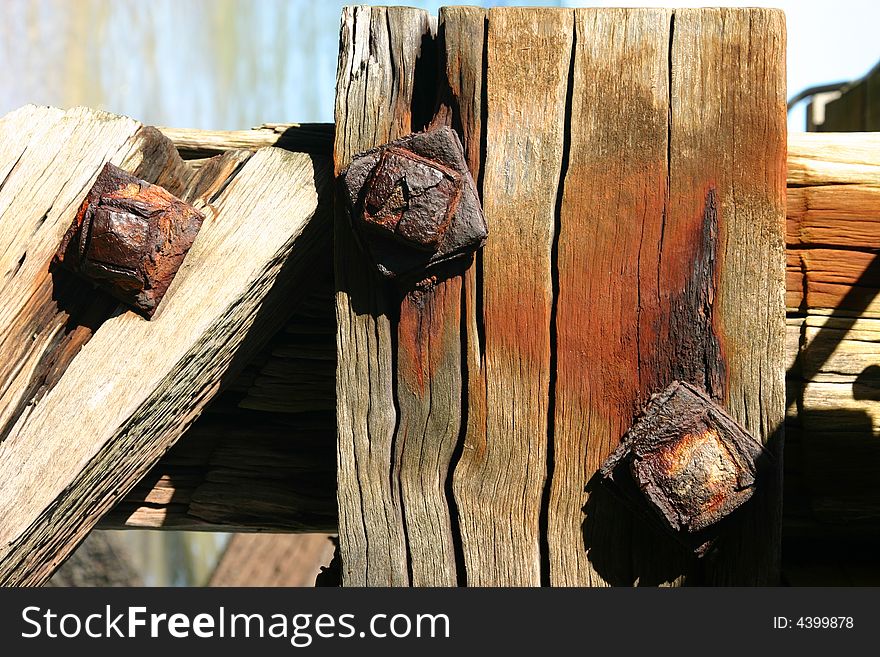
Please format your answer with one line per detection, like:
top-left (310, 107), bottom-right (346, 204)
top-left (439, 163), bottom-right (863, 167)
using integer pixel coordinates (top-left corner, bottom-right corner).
top-left (158, 123), bottom-right (333, 160)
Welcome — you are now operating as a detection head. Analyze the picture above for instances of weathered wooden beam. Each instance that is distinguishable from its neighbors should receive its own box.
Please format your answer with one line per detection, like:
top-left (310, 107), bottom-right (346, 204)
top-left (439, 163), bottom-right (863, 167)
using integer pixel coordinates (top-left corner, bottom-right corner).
top-left (782, 132), bottom-right (880, 544)
top-left (100, 238), bottom-right (337, 534)
top-left (333, 7), bottom-right (786, 587)
top-left (158, 123), bottom-right (333, 160)
top-left (787, 184), bottom-right (880, 248)
top-left (551, 7), bottom-right (786, 586)
top-left (0, 105), bottom-right (330, 586)
top-left (334, 5), bottom-right (438, 587)
top-left (787, 132), bottom-right (880, 186)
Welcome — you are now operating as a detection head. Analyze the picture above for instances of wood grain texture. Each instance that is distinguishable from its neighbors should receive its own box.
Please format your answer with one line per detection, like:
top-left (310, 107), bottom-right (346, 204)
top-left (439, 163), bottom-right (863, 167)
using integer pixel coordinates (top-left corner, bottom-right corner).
top-left (436, 5), bottom-right (487, 587)
top-left (787, 185), bottom-right (880, 249)
top-left (99, 407), bottom-right (336, 532)
top-left (783, 95), bottom-right (880, 562)
top-left (545, 7), bottom-right (787, 586)
top-left (671, 8), bottom-right (786, 585)
top-left (788, 132), bottom-right (880, 186)
top-left (549, 7), bottom-right (677, 587)
top-left (333, 7), bottom-right (786, 586)
top-left (334, 5), bottom-right (436, 586)
top-left (451, 7), bottom-right (571, 587)
top-left (0, 105), bottom-right (330, 586)
top-left (380, 4), bottom-right (493, 588)
top-left (209, 533), bottom-right (335, 587)
top-left (159, 123), bottom-right (333, 160)
top-left (99, 190), bottom-right (337, 534)
top-left (395, 278), bottom-right (462, 586)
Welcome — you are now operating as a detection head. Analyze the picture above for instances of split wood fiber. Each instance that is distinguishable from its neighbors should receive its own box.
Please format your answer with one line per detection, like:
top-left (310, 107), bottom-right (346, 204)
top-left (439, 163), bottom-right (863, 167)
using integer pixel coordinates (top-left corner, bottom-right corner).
top-left (0, 105), bottom-right (330, 586)
top-left (334, 7), bottom-right (786, 586)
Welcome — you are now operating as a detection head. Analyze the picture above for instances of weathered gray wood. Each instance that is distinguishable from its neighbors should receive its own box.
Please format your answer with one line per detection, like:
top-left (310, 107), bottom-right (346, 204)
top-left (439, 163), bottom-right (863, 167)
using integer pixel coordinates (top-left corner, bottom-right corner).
top-left (0, 105), bottom-right (330, 586)
top-left (159, 123), bottom-right (333, 160)
top-left (334, 6), bottom-right (436, 586)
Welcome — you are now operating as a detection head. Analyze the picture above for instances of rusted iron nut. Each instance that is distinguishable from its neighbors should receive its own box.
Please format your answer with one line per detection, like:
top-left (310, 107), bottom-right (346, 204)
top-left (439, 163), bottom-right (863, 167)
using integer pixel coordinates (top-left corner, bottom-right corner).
top-left (342, 126), bottom-right (486, 279)
top-left (600, 381), bottom-right (771, 554)
top-left (54, 162), bottom-right (204, 319)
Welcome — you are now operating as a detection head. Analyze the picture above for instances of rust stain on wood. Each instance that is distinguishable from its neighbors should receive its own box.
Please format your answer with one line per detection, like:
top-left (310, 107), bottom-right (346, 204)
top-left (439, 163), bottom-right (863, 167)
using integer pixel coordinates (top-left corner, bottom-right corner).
top-left (658, 185), bottom-right (728, 400)
top-left (398, 285), bottom-right (457, 394)
top-left (554, 157), bottom-right (669, 469)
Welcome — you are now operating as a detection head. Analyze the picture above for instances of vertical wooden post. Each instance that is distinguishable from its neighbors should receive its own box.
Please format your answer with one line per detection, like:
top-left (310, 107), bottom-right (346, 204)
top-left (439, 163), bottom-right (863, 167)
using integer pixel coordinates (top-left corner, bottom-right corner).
top-left (334, 6), bottom-right (442, 586)
top-left (451, 7), bottom-right (572, 587)
top-left (334, 6), bottom-right (786, 586)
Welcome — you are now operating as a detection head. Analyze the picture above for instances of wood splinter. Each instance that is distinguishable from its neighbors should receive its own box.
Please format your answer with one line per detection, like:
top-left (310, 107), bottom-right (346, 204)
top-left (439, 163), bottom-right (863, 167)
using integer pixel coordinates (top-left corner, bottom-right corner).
top-left (54, 162), bottom-right (204, 318)
top-left (600, 381), bottom-right (773, 555)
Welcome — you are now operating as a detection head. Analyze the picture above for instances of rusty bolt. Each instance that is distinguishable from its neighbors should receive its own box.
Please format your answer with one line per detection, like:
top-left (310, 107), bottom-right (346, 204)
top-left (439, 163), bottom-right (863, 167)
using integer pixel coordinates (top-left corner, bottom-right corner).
top-left (54, 162), bottom-right (204, 319)
top-left (342, 126), bottom-right (487, 280)
top-left (599, 381), bottom-right (771, 554)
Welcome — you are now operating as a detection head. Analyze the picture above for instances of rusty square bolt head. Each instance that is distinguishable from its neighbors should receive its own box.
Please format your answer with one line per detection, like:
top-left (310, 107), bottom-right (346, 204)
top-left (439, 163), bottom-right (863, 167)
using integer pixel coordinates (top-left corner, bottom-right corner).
top-left (342, 126), bottom-right (487, 279)
top-left (599, 381), bottom-right (772, 554)
top-left (54, 162), bottom-right (204, 319)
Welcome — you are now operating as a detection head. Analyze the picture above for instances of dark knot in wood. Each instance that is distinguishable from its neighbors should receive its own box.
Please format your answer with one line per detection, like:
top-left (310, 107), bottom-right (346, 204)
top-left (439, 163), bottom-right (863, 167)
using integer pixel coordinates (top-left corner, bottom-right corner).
top-left (54, 163), bottom-right (204, 319)
top-left (341, 126), bottom-right (487, 280)
top-left (600, 381), bottom-right (772, 555)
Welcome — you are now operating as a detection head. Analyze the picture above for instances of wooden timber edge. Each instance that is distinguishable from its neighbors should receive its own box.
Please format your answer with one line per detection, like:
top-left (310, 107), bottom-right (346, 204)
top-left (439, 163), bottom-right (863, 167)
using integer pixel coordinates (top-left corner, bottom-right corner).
top-left (158, 123), bottom-right (335, 164)
top-left (100, 129), bottom-right (880, 538)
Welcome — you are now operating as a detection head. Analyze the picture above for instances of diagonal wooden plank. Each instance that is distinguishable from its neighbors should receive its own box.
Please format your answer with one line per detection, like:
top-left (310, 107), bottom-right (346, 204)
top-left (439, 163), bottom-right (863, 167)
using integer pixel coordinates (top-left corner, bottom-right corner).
top-left (0, 106), bottom-right (330, 585)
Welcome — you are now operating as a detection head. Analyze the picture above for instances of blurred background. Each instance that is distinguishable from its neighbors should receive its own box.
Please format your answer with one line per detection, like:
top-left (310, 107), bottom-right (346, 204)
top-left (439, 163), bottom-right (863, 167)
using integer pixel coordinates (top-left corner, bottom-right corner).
top-left (1, 0), bottom-right (878, 586)
top-left (2, 0), bottom-right (879, 131)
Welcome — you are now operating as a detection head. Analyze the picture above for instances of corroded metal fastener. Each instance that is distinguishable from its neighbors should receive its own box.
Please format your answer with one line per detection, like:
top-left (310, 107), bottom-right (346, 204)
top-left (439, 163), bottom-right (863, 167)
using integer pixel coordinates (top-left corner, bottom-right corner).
top-left (600, 381), bottom-right (771, 554)
top-left (341, 126), bottom-right (487, 280)
top-left (54, 163), bottom-right (204, 319)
